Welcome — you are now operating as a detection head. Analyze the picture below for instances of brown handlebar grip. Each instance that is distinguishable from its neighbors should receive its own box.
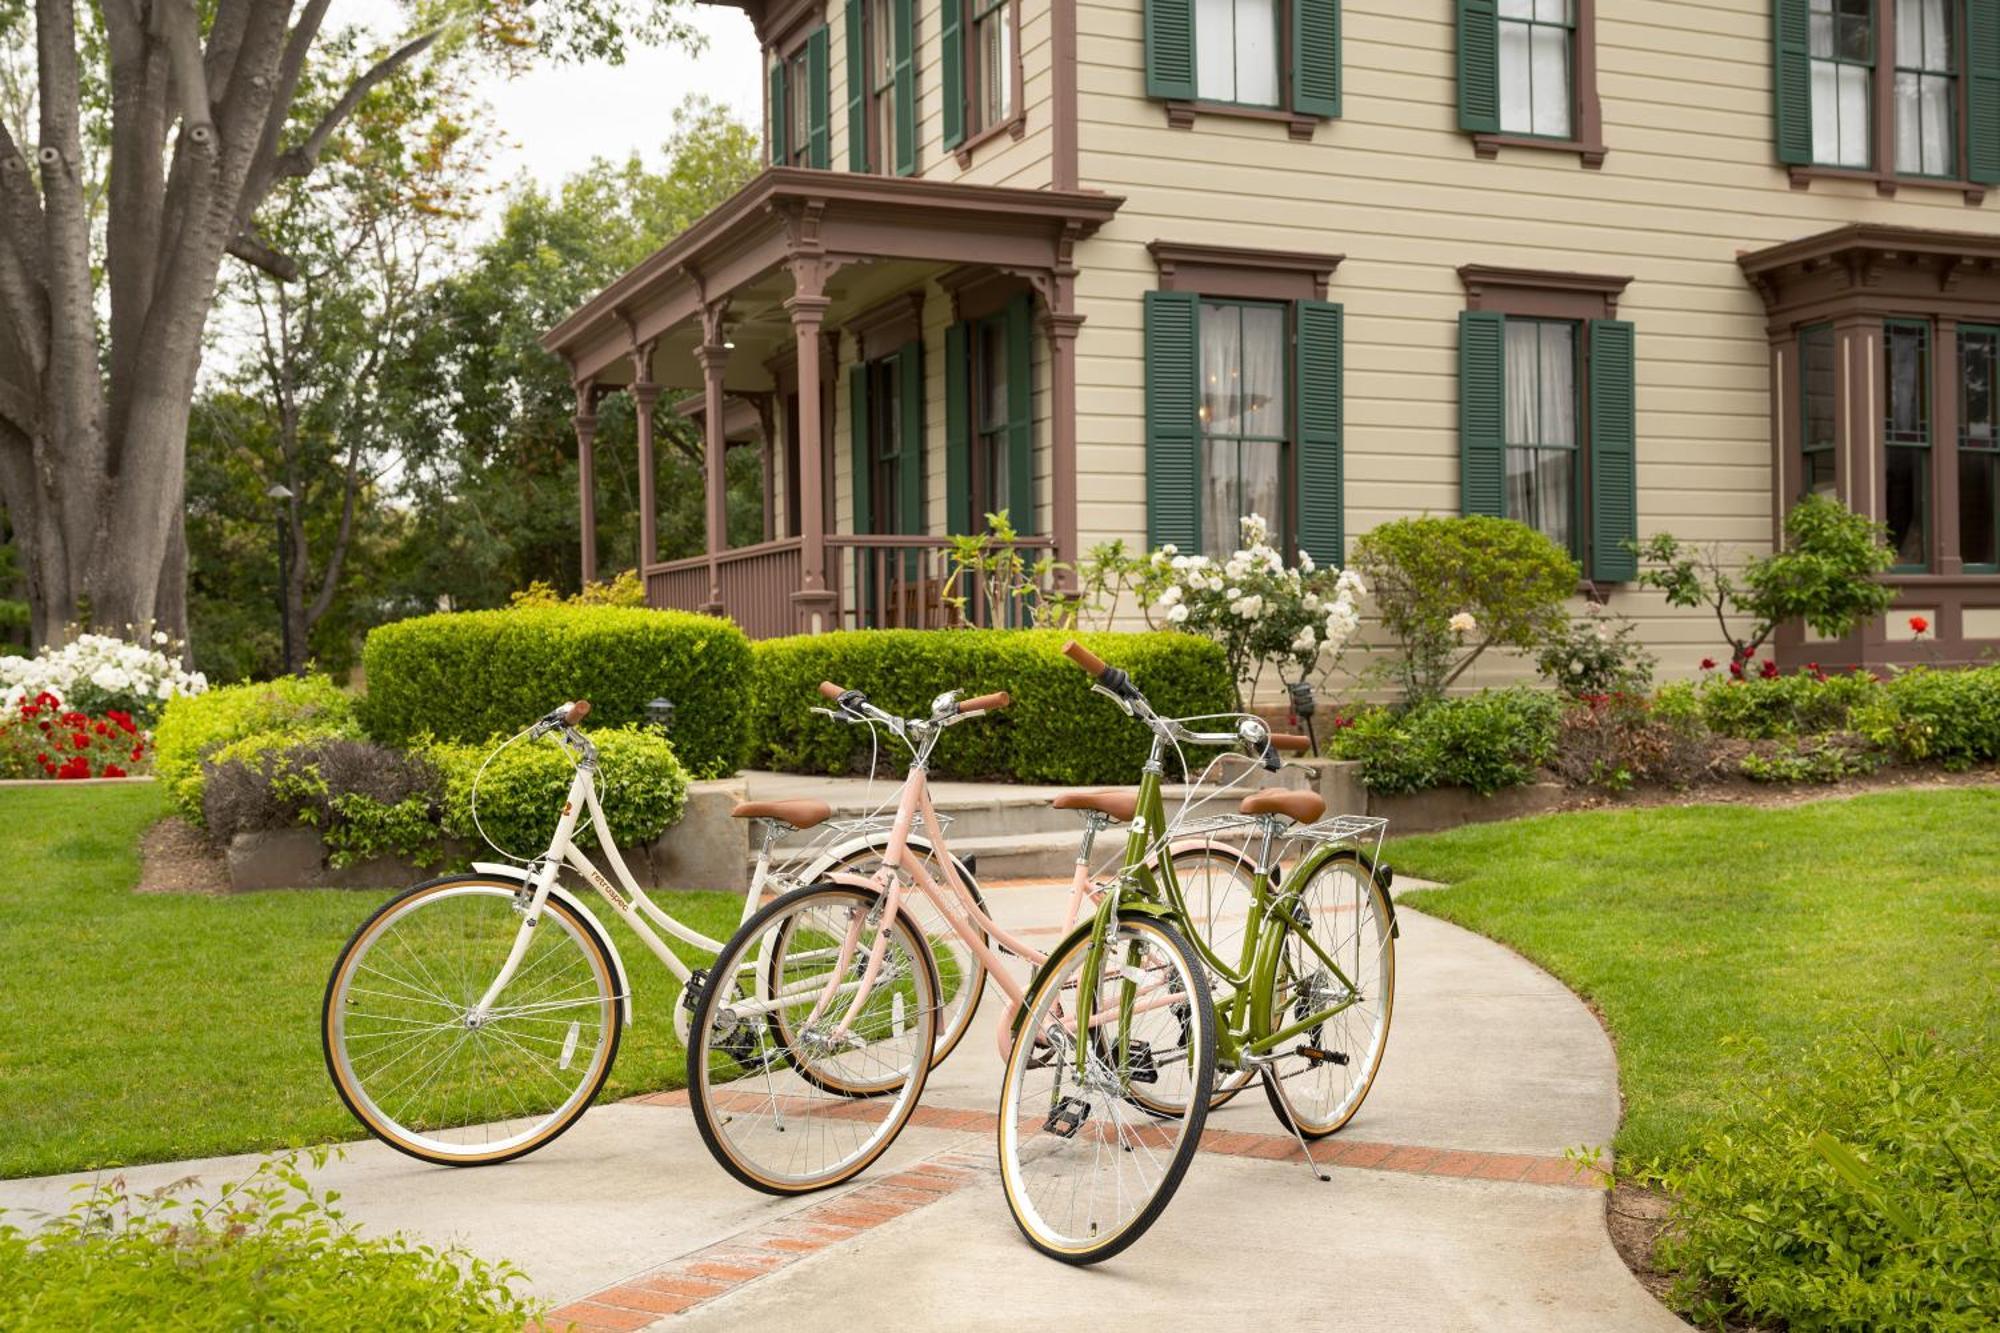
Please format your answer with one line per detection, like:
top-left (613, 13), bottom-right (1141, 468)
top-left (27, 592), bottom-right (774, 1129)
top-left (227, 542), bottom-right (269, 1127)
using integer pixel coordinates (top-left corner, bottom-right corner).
top-left (1061, 640), bottom-right (1107, 677)
top-left (960, 691), bottom-right (1012, 713)
top-left (562, 700), bottom-right (592, 725)
top-left (818, 681), bottom-right (846, 700)
top-left (1269, 732), bottom-right (1311, 753)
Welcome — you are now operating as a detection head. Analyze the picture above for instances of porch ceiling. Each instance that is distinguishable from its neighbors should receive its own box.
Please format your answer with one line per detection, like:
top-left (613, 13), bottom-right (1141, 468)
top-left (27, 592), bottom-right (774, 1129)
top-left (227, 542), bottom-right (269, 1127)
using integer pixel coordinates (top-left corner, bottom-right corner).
top-left (540, 168), bottom-right (1123, 391)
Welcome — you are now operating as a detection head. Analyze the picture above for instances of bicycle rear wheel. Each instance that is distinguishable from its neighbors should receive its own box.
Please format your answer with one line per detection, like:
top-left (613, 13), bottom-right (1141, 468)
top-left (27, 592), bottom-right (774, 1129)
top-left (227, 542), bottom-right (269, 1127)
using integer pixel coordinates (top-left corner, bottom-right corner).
top-left (688, 883), bottom-right (940, 1194)
top-left (322, 875), bottom-right (621, 1166)
top-left (1259, 851), bottom-right (1396, 1138)
top-left (997, 913), bottom-right (1215, 1264)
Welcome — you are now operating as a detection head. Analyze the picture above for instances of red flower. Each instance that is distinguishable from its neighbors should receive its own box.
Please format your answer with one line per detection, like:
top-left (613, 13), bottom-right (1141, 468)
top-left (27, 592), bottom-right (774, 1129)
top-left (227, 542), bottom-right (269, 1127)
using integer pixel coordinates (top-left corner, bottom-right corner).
top-left (34, 691), bottom-right (58, 708)
top-left (1700, 657), bottom-right (1717, 671)
top-left (1909, 614), bottom-right (1930, 635)
top-left (71, 733), bottom-right (89, 750)
top-left (131, 745), bottom-right (145, 762)
top-left (1728, 660), bottom-right (1745, 679)
top-left (56, 756), bottom-right (89, 779)
top-left (1759, 659), bottom-right (1780, 679)
top-left (102, 763), bottom-right (126, 779)
top-left (92, 721), bottom-right (108, 736)
top-left (35, 752), bottom-right (48, 765)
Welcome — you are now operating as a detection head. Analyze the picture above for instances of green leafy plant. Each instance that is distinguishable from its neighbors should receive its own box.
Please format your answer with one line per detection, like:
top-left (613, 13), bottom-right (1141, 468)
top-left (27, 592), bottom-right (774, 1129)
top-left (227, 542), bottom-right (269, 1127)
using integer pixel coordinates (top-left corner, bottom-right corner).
top-left (1738, 733), bottom-right (1885, 784)
top-left (1351, 516), bottom-right (1579, 705)
top-left (1639, 1026), bottom-right (2000, 1333)
top-left (1333, 689), bottom-right (1561, 796)
top-left (1552, 692), bottom-right (1711, 792)
top-left (507, 568), bottom-right (649, 607)
top-left (1633, 494), bottom-right (1897, 671)
top-left (750, 628), bottom-right (1235, 784)
top-left (1850, 665), bottom-right (2000, 769)
top-left (0, 1149), bottom-right (545, 1330)
top-left (202, 734), bottom-right (447, 868)
top-left (359, 605), bottom-right (752, 777)
top-left (1535, 603), bottom-right (1655, 698)
top-left (153, 676), bottom-right (359, 822)
top-left (427, 725), bottom-right (690, 857)
top-left (1694, 667), bottom-right (1883, 740)
top-left (940, 509), bottom-right (1077, 629)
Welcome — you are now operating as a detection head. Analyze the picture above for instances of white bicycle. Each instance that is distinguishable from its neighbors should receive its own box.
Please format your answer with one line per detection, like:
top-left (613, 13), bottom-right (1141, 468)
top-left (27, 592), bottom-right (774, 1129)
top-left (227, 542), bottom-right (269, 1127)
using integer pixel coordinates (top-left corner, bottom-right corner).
top-left (319, 701), bottom-right (993, 1166)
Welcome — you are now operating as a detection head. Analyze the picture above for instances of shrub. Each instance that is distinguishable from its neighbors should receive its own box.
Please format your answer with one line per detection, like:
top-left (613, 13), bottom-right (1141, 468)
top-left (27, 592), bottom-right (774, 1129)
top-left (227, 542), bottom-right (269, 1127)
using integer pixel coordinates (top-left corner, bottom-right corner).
top-left (427, 725), bottom-right (691, 858)
top-left (360, 607), bottom-right (752, 777)
top-left (1635, 493), bottom-right (1897, 671)
top-left (507, 568), bottom-right (647, 608)
top-left (0, 1150), bottom-right (544, 1330)
top-left (153, 675), bottom-right (358, 822)
top-left (750, 629), bottom-right (1236, 784)
top-left (1351, 516), bottom-right (1579, 704)
top-left (1334, 689), bottom-right (1561, 796)
top-left (1535, 603), bottom-right (1654, 697)
top-left (1738, 733), bottom-right (1885, 784)
top-left (203, 735), bottom-right (445, 868)
top-left (0, 628), bottom-right (206, 721)
top-left (0, 693), bottom-right (149, 778)
top-left (1695, 669), bottom-right (1883, 740)
top-left (1643, 1027), bottom-right (2000, 1333)
top-left (1553, 693), bottom-right (1710, 792)
top-left (1853, 665), bottom-right (2000, 769)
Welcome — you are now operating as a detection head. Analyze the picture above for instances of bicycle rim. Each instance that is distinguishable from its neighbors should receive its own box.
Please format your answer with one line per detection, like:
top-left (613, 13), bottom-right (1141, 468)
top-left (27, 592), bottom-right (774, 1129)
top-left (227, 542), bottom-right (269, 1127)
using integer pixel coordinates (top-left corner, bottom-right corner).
top-left (323, 878), bottom-right (620, 1165)
top-left (998, 915), bottom-right (1215, 1264)
top-left (690, 884), bottom-right (939, 1194)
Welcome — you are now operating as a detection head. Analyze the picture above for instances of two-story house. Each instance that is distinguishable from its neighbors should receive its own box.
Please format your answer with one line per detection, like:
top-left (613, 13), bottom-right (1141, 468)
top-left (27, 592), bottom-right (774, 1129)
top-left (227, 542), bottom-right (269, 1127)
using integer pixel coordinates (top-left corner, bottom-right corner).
top-left (540, 0), bottom-right (2000, 671)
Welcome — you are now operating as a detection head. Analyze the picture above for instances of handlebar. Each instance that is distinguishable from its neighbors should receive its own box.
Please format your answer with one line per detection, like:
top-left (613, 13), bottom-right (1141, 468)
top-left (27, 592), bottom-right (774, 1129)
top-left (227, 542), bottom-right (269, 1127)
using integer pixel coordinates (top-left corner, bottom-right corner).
top-left (959, 691), bottom-right (1011, 714)
top-left (818, 681), bottom-right (845, 700)
top-left (1061, 640), bottom-right (1107, 677)
top-left (1270, 732), bottom-right (1310, 753)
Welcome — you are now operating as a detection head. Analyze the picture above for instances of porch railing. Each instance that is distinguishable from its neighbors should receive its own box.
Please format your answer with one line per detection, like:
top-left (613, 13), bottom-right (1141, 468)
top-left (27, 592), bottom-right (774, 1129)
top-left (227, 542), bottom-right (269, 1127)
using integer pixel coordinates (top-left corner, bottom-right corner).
top-left (828, 534), bottom-right (1058, 631)
top-left (644, 537), bottom-right (804, 640)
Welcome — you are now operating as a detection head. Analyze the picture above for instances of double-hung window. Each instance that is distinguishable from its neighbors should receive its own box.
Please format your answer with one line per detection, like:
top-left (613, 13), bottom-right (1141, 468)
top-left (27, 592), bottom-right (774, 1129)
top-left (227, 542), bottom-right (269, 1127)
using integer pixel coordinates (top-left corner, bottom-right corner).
top-left (943, 0), bottom-right (1020, 154)
top-left (870, 0), bottom-right (898, 173)
top-left (1199, 302), bottom-right (1289, 554)
top-left (787, 47), bottom-right (812, 166)
top-left (1799, 324), bottom-right (1840, 498)
top-left (1895, 0), bottom-right (1957, 175)
top-left (1884, 320), bottom-right (1932, 569)
top-left (1961, 325), bottom-right (2000, 570)
top-left (1196, 0), bottom-right (1281, 107)
top-left (1809, 0), bottom-right (1874, 167)
top-left (1142, 0), bottom-right (1341, 132)
top-left (1502, 320), bottom-right (1580, 555)
top-left (1498, 0), bottom-right (1573, 139)
top-left (945, 291), bottom-right (1035, 537)
top-left (767, 28), bottom-right (830, 168)
top-left (975, 0), bottom-right (1014, 125)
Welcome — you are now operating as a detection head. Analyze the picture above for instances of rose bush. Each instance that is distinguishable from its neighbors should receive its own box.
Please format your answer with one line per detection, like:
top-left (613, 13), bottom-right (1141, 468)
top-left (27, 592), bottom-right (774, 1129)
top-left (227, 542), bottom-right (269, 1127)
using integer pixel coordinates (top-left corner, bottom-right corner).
top-left (0, 693), bottom-right (148, 779)
top-left (0, 628), bottom-right (206, 722)
top-left (1146, 514), bottom-right (1365, 709)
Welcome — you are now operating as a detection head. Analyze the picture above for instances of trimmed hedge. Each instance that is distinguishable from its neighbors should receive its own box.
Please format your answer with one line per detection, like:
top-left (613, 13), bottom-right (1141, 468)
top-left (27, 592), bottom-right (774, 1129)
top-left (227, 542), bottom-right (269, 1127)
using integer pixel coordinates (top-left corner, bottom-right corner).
top-left (427, 726), bottom-right (691, 856)
top-left (1855, 665), bottom-right (2000, 768)
top-left (1335, 689), bottom-right (1562, 795)
top-left (359, 607), bottom-right (752, 777)
top-left (153, 676), bottom-right (358, 823)
top-left (751, 629), bottom-right (1236, 784)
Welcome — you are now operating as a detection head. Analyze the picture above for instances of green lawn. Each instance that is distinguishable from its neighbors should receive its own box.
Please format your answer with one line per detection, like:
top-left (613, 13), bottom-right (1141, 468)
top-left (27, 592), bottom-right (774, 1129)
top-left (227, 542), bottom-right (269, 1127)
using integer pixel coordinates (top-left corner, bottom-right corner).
top-left (1392, 786), bottom-right (2000, 1164)
top-left (0, 784), bottom-right (744, 1179)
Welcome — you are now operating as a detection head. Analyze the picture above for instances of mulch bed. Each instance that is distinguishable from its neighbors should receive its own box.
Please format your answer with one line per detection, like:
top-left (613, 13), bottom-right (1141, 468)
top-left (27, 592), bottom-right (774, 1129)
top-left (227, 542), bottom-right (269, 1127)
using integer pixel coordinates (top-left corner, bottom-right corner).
top-left (1549, 763), bottom-right (2000, 816)
top-left (136, 816), bottom-right (230, 895)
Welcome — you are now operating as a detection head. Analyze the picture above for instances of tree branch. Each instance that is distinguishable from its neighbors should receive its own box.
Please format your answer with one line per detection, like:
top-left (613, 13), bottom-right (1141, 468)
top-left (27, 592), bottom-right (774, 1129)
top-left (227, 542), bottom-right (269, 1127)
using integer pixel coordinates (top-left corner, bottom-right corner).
top-left (274, 30), bottom-right (440, 181)
top-left (227, 230), bottom-right (301, 282)
top-left (306, 429), bottom-right (365, 627)
top-left (152, 0), bottom-right (217, 153)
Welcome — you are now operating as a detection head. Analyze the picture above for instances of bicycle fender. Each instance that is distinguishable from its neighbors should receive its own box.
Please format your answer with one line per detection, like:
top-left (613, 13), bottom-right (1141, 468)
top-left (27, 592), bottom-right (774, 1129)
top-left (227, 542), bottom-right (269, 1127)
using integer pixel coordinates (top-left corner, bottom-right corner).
top-left (798, 832), bottom-right (978, 892)
top-left (471, 861), bottom-right (635, 1023)
top-left (1004, 898), bottom-right (1177, 1044)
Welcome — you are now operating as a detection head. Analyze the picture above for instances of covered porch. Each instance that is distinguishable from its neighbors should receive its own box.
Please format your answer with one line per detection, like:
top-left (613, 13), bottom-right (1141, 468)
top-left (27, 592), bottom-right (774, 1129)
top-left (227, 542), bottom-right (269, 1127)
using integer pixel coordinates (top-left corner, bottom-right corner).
top-left (540, 168), bottom-right (1120, 637)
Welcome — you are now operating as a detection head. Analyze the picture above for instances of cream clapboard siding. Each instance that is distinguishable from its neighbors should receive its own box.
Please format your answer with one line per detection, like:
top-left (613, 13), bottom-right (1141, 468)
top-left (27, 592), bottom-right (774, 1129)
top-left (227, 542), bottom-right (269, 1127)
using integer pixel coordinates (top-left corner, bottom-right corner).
top-left (812, 0), bottom-right (1056, 189)
top-left (1070, 0), bottom-right (2000, 685)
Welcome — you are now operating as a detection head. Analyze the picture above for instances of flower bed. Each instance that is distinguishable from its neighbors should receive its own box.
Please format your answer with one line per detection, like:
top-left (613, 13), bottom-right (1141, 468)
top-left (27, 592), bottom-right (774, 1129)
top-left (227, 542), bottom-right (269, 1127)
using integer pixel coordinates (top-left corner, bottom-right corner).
top-left (0, 693), bottom-right (149, 779)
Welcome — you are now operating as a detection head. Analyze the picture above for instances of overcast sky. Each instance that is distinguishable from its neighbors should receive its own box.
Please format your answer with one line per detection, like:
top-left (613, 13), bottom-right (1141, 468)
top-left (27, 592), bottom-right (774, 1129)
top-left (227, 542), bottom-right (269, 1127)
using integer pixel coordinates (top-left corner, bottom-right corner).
top-left (344, 1), bottom-right (762, 216)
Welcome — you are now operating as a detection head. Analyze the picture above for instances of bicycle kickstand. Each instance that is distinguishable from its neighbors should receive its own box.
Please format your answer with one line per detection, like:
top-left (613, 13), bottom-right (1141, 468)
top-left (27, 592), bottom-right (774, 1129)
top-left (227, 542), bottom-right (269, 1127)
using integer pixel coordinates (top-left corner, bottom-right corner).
top-left (1262, 1069), bottom-right (1332, 1183)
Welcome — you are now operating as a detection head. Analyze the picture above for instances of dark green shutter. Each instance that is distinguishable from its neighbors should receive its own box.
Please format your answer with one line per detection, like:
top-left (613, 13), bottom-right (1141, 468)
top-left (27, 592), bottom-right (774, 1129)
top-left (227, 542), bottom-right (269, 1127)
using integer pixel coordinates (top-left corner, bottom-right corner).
top-left (896, 340), bottom-right (924, 537)
top-left (1006, 293), bottom-right (1035, 534)
top-left (807, 27), bottom-right (832, 168)
top-left (850, 364), bottom-right (872, 535)
top-left (1459, 310), bottom-right (1506, 517)
top-left (1588, 319), bottom-right (1638, 581)
top-left (1292, 0), bottom-right (1341, 119)
top-left (893, 0), bottom-right (916, 175)
top-left (1773, 0), bottom-right (1814, 166)
top-left (942, 0), bottom-right (966, 148)
top-left (770, 59), bottom-right (788, 164)
top-left (1456, 0), bottom-right (1499, 134)
top-left (1145, 290), bottom-right (1201, 551)
top-left (1969, 0), bottom-right (2000, 183)
top-left (945, 320), bottom-right (972, 533)
top-left (846, 0), bottom-right (868, 170)
top-left (1295, 301), bottom-right (1344, 567)
top-left (1144, 0), bottom-right (1197, 101)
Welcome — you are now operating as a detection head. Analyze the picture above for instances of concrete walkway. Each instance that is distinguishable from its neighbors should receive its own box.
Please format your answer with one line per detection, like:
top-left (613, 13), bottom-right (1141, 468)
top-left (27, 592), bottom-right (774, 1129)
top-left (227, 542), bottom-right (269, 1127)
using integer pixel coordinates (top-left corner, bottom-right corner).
top-left (0, 882), bottom-right (1681, 1332)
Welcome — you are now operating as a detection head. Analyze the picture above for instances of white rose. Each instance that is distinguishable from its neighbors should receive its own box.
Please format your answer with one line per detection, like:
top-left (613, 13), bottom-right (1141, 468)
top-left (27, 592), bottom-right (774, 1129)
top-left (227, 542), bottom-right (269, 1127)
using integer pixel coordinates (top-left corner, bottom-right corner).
top-left (1292, 627), bottom-right (1317, 653)
top-left (1233, 594), bottom-right (1264, 619)
top-left (1224, 558), bottom-right (1249, 582)
top-left (153, 630), bottom-right (170, 646)
top-left (1571, 660), bottom-right (1586, 675)
top-left (1303, 592), bottom-right (1322, 612)
top-left (1224, 586), bottom-right (1242, 600)
top-left (1297, 551), bottom-right (1316, 573)
top-left (1449, 611), bottom-right (1478, 635)
top-left (1159, 584), bottom-right (1183, 606)
top-left (1336, 570), bottom-right (1367, 600)
top-left (1167, 603), bottom-right (1189, 624)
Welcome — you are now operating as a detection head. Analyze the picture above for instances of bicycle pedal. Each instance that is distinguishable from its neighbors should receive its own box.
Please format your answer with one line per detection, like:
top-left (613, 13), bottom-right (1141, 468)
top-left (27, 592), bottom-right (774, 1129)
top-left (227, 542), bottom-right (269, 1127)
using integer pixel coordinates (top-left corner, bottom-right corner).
top-left (1125, 1039), bottom-right (1159, 1084)
top-left (1043, 1096), bottom-right (1091, 1139)
top-left (1295, 1045), bottom-right (1349, 1067)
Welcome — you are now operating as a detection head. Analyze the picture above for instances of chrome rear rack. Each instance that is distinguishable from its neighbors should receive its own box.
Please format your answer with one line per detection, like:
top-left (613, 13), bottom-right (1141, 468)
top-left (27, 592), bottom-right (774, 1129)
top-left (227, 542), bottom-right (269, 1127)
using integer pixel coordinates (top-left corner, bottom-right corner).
top-left (1288, 814), bottom-right (1390, 847)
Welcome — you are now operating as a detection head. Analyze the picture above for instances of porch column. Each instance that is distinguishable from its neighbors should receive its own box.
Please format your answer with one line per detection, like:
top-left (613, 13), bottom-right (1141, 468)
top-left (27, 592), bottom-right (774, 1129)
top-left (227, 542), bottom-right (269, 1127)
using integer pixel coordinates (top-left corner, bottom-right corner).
top-left (788, 278), bottom-right (837, 633)
top-left (630, 345), bottom-right (660, 572)
top-left (697, 302), bottom-right (731, 615)
top-left (573, 379), bottom-right (599, 586)
top-left (754, 395), bottom-right (779, 542)
top-left (1044, 310), bottom-right (1085, 573)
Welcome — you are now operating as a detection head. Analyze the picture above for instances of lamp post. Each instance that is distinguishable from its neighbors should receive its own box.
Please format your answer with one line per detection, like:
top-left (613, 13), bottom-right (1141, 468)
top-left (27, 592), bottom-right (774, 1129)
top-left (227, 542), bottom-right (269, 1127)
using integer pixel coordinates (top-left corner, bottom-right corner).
top-left (267, 483), bottom-right (295, 674)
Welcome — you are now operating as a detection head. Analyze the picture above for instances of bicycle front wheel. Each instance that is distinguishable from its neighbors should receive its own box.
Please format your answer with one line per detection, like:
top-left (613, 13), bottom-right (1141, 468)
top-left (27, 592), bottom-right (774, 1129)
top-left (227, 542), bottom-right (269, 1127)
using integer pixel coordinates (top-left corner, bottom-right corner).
top-left (688, 883), bottom-right (939, 1194)
top-left (1259, 851), bottom-right (1396, 1138)
top-left (998, 913), bottom-right (1216, 1265)
top-left (322, 875), bottom-right (622, 1166)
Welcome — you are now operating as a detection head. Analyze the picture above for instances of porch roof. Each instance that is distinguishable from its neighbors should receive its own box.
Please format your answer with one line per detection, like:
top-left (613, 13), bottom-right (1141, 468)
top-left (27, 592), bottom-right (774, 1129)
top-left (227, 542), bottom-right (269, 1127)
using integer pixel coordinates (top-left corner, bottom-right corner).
top-left (539, 168), bottom-right (1122, 390)
top-left (1738, 222), bottom-right (2000, 327)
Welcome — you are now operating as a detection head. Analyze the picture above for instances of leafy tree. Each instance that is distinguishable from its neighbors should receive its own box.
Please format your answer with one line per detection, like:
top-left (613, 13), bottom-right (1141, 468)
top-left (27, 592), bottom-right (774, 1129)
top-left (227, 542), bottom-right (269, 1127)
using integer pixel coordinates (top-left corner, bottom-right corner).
top-left (387, 96), bottom-right (763, 609)
top-left (1632, 494), bottom-right (1898, 671)
top-left (0, 0), bottom-right (691, 648)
